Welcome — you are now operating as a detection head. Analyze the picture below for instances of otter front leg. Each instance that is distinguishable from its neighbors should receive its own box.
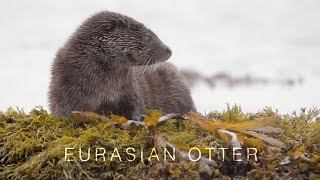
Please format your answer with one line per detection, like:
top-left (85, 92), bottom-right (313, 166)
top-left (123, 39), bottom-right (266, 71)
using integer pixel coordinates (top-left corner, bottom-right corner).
top-left (118, 94), bottom-right (145, 121)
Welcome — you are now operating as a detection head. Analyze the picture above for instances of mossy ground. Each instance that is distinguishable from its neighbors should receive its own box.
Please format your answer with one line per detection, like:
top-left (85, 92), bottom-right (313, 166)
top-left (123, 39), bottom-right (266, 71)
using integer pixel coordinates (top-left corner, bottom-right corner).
top-left (0, 106), bottom-right (319, 179)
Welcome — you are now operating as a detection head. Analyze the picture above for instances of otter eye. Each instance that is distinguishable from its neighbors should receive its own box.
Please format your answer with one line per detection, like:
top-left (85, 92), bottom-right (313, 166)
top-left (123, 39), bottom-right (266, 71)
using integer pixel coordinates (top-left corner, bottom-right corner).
top-left (144, 35), bottom-right (152, 42)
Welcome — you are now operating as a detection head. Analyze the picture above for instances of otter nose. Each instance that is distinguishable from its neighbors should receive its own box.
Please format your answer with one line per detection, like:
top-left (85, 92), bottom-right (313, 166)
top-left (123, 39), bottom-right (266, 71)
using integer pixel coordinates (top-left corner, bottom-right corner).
top-left (166, 47), bottom-right (172, 56)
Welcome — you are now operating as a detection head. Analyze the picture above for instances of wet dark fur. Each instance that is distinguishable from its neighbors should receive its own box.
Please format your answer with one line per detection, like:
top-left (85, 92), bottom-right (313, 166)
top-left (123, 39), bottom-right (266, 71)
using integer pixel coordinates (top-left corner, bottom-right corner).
top-left (48, 11), bottom-right (195, 120)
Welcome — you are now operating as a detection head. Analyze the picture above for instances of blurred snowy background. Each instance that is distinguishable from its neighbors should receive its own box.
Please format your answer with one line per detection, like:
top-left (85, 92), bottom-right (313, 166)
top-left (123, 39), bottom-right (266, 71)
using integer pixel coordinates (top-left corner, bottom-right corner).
top-left (0, 0), bottom-right (319, 114)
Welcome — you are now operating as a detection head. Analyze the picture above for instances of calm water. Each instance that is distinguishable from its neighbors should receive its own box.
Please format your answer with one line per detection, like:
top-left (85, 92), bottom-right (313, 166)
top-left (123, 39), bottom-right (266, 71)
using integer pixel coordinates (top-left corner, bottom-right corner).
top-left (0, 0), bottom-right (319, 113)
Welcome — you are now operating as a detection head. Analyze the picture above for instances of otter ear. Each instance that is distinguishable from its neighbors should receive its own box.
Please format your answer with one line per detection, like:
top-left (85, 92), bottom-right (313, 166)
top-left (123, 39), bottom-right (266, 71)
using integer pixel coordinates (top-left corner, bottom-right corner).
top-left (109, 19), bottom-right (128, 30)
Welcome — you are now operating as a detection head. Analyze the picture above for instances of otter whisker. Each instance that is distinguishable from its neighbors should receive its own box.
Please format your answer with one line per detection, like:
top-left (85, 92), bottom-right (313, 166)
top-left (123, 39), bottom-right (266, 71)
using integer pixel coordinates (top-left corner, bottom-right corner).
top-left (152, 63), bottom-right (159, 73)
top-left (150, 62), bottom-right (156, 73)
top-left (142, 58), bottom-right (151, 74)
top-left (153, 64), bottom-right (156, 72)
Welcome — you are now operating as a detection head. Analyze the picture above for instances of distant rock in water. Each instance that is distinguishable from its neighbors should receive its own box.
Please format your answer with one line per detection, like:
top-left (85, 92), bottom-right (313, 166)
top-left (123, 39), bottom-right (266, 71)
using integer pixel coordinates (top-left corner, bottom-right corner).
top-left (181, 69), bottom-right (304, 88)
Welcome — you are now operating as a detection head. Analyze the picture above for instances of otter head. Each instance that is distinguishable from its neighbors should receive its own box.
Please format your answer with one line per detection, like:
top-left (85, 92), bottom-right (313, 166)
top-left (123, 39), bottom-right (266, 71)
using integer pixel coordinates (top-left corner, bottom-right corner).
top-left (78, 11), bottom-right (172, 67)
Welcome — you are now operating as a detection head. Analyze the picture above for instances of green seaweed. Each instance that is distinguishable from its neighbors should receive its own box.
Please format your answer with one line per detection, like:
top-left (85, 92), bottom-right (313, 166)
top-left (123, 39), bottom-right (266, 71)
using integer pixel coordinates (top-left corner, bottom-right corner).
top-left (0, 105), bottom-right (319, 179)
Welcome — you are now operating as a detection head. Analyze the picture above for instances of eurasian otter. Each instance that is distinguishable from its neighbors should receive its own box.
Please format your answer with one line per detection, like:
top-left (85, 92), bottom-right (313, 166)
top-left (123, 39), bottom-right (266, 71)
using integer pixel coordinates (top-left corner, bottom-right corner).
top-left (48, 11), bottom-right (195, 121)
